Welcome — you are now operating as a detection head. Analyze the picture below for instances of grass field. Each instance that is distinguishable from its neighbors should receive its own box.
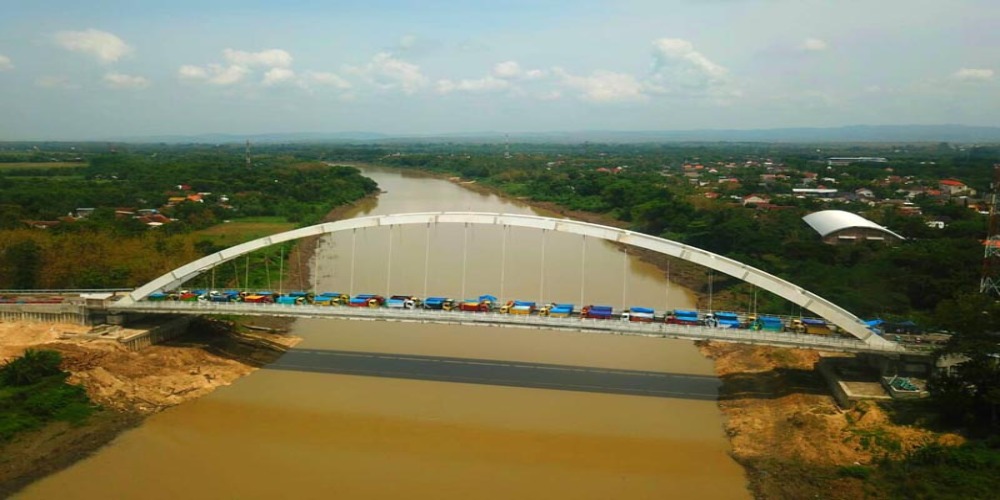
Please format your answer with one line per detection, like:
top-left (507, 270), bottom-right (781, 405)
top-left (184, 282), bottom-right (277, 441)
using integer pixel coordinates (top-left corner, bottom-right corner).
top-left (193, 217), bottom-right (297, 245)
top-left (0, 162), bottom-right (86, 170)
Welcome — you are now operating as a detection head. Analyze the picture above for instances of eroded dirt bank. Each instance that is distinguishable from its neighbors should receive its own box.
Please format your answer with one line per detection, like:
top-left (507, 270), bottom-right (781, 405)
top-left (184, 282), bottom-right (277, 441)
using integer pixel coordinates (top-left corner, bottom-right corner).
top-left (0, 318), bottom-right (300, 496)
top-left (698, 341), bottom-right (963, 499)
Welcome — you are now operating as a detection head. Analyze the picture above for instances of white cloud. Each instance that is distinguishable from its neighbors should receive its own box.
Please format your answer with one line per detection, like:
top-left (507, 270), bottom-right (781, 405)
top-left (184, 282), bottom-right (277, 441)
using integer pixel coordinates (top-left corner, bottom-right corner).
top-left (346, 52), bottom-right (427, 94)
top-left (524, 69), bottom-right (545, 80)
top-left (0, 54), bottom-right (12, 71)
top-left (53, 29), bottom-right (132, 63)
top-left (647, 38), bottom-right (738, 99)
top-left (207, 65), bottom-right (248, 85)
top-left (103, 72), bottom-right (150, 89)
top-left (178, 65), bottom-right (208, 80)
top-left (492, 61), bottom-right (522, 79)
top-left (178, 63), bottom-right (248, 86)
top-left (35, 75), bottom-right (78, 89)
top-left (179, 48), bottom-right (291, 87)
top-left (491, 61), bottom-right (544, 80)
top-left (553, 67), bottom-right (645, 102)
top-left (262, 67), bottom-right (296, 86)
top-left (652, 38), bottom-right (727, 80)
top-left (301, 71), bottom-right (351, 90)
top-left (437, 75), bottom-right (511, 94)
top-left (223, 48), bottom-right (293, 68)
top-left (801, 38), bottom-right (829, 52)
top-left (952, 68), bottom-right (994, 82)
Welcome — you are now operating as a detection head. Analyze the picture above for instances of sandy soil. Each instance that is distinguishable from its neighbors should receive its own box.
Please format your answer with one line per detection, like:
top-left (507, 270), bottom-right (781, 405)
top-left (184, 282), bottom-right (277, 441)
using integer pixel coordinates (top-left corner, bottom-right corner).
top-left (0, 320), bottom-right (298, 413)
top-left (698, 341), bottom-right (964, 499)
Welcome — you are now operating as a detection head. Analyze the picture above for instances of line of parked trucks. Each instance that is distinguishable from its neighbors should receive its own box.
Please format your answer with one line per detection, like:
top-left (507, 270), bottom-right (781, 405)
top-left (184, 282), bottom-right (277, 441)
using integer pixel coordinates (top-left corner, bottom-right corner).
top-left (146, 289), bottom-right (839, 334)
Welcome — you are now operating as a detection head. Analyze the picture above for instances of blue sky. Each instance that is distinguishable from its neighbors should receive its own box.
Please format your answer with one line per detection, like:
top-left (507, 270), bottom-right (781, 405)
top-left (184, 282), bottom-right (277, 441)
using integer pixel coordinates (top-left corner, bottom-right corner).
top-left (1, 0), bottom-right (997, 140)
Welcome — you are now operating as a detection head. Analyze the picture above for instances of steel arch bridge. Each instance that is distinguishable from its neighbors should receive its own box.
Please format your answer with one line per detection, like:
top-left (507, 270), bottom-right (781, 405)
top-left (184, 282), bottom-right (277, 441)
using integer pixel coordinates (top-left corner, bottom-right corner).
top-left (116, 211), bottom-right (894, 349)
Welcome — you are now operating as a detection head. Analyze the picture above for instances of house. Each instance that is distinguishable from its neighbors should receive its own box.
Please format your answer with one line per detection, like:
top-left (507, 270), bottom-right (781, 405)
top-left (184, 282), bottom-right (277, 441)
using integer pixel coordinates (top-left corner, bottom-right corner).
top-left (939, 179), bottom-right (974, 196)
top-left (792, 188), bottom-right (838, 197)
top-left (25, 220), bottom-right (61, 229)
top-left (855, 188), bottom-right (875, 199)
top-left (742, 194), bottom-right (771, 206)
top-left (136, 213), bottom-right (171, 226)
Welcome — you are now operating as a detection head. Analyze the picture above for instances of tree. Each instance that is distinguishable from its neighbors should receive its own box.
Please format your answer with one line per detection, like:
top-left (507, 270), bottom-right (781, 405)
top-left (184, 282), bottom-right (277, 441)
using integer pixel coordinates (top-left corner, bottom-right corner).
top-left (929, 293), bottom-right (1000, 430)
top-left (3, 239), bottom-right (42, 288)
top-left (0, 349), bottom-right (63, 386)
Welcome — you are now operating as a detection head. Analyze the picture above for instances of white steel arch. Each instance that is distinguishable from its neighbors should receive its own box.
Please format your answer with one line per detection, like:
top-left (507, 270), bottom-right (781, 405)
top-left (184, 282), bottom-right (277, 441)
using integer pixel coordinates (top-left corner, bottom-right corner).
top-left (118, 212), bottom-right (893, 348)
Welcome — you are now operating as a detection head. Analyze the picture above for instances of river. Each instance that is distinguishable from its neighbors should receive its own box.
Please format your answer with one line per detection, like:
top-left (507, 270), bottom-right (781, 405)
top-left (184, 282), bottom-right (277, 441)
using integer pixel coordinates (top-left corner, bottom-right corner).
top-left (20, 166), bottom-right (749, 499)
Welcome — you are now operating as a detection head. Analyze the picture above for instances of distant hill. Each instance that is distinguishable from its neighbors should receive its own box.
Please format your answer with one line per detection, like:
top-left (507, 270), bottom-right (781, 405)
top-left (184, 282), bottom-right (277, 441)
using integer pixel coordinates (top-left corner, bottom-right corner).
top-left (113, 131), bottom-right (389, 144)
top-left (485, 125), bottom-right (1000, 144)
top-left (111, 125), bottom-right (1000, 144)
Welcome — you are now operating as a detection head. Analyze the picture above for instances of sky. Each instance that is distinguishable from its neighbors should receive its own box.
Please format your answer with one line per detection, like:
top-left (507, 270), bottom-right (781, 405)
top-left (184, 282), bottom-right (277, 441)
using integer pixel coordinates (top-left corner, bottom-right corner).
top-left (1, 0), bottom-right (998, 140)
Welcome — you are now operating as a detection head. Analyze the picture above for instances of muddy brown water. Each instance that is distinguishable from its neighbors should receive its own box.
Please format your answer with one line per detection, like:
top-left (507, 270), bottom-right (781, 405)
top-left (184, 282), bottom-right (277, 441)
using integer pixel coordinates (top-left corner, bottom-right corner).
top-left (20, 167), bottom-right (749, 499)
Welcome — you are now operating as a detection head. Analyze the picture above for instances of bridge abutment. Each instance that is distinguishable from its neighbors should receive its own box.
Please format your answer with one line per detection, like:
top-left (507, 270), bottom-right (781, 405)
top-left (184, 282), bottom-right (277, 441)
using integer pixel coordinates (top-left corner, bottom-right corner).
top-left (0, 303), bottom-right (90, 325)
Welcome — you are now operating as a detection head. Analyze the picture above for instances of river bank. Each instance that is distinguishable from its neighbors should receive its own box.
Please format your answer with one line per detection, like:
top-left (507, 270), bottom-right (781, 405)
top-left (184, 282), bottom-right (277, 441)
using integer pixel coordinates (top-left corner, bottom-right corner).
top-left (435, 170), bottom-right (969, 499)
top-left (0, 311), bottom-right (300, 495)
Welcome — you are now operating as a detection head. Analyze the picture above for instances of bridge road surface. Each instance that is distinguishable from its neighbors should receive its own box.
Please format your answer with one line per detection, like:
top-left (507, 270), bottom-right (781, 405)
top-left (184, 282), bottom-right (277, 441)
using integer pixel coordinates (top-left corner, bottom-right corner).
top-left (268, 348), bottom-right (722, 400)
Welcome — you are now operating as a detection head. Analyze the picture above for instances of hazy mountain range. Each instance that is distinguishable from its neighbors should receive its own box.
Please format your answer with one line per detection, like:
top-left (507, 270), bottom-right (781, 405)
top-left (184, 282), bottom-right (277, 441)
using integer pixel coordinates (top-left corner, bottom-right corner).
top-left (112, 125), bottom-right (1000, 145)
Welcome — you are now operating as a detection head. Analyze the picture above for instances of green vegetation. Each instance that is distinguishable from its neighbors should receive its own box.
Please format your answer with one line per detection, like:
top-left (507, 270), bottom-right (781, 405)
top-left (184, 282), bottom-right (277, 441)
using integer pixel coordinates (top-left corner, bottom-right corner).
top-left (0, 145), bottom-right (377, 289)
top-left (0, 350), bottom-right (95, 442)
top-left (873, 441), bottom-right (1000, 498)
top-left (0, 162), bottom-right (86, 171)
top-left (376, 142), bottom-right (994, 324)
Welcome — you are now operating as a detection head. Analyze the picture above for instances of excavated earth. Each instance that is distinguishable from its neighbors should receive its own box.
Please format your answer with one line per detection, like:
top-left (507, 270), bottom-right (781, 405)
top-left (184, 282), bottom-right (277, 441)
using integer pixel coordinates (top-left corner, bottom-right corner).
top-left (698, 341), bottom-right (965, 499)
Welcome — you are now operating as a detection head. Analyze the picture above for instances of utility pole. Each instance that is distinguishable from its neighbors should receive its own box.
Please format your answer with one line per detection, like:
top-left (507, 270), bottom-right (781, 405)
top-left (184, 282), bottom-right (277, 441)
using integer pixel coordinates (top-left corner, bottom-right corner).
top-left (980, 164), bottom-right (1000, 296)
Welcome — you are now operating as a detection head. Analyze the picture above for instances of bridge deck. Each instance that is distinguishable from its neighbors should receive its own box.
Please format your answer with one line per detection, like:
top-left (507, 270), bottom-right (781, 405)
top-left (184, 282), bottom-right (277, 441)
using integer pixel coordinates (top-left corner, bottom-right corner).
top-left (113, 302), bottom-right (909, 355)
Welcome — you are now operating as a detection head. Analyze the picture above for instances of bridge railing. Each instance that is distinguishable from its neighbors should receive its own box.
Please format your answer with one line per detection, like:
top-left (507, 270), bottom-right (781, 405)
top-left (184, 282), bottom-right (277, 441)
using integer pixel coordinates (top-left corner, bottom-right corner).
top-left (115, 301), bottom-right (908, 354)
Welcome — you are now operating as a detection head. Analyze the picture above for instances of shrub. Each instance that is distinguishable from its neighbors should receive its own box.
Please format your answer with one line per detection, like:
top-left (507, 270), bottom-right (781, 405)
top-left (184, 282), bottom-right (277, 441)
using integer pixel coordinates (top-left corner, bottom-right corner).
top-left (0, 349), bottom-right (63, 386)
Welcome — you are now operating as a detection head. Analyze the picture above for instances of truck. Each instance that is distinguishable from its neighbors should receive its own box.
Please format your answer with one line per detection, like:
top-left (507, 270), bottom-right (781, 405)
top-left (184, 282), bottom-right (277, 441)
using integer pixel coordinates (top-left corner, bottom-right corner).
top-left (792, 318), bottom-right (832, 335)
top-left (386, 295), bottom-right (420, 309)
top-left (501, 300), bottom-right (536, 315)
top-left (581, 305), bottom-right (615, 320)
top-left (423, 297), bottom-right (455, 310)
top-left (313, 292), bottom-right (348, 306)
top-left (207, 290), bottom-right (234, 303)
top-left (276, 294), bottom-right (305, 305)
top-left (621, 306), bottom-right (655, 322)
top-left (540, 303), bottom-right (574, 318)
top-left (749, 315), bottom-right (784, 332)
top-left (666, 309), bottom-right (701, 325)
top-left (705, 311), bottom-right (741, 328)
top-left (348, 294), bottom-right (385, 307)
top-left (458, 295), bottom-right (496, 312)
top-left (243, 293), bottom-right (273, 304)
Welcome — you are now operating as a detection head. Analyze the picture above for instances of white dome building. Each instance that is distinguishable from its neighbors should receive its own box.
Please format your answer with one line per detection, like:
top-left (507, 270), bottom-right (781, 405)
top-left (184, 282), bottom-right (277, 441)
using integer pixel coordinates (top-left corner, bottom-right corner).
top-left (802, 210), bottom-right (905, 245)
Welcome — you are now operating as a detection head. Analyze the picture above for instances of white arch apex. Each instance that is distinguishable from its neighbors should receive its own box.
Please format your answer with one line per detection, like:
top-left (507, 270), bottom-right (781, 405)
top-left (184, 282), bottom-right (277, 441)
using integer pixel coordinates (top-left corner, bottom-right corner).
top-left (119, 211), bottom-right (893, 348)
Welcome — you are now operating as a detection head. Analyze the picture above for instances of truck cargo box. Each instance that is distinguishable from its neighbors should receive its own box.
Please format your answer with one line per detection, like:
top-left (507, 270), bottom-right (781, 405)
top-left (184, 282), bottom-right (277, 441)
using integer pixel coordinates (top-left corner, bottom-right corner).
top-left (622, 307), bottom-right (655, 322)
top-left (581, 305), bottom-right (615, 319)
